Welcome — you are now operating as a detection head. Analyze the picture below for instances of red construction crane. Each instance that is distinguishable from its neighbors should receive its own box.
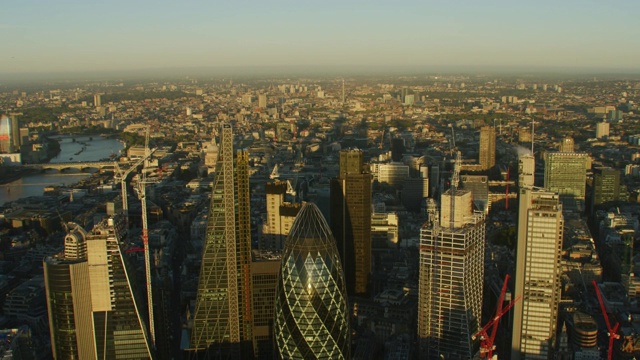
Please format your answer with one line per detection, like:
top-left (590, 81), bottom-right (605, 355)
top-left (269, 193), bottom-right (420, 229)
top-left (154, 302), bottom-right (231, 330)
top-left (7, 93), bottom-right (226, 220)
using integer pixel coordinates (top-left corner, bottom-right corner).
top-left (592, 280), bottom-right (620, 360)
top-left (473, 274), bottom-right (521, 359)
top-left (125, 246), bottom-right (144, 253)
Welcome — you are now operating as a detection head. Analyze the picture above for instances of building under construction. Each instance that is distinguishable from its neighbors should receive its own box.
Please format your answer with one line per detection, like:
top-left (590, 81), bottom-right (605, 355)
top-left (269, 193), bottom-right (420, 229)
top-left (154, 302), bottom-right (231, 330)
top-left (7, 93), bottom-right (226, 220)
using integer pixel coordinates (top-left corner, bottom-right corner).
top-left (417, 189), bottom-right (486, 359)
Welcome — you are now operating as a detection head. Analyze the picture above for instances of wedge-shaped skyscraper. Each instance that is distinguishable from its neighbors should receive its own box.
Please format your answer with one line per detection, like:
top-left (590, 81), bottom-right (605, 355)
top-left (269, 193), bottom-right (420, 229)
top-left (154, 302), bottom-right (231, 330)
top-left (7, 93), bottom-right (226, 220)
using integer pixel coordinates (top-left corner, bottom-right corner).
top-left (190, 123), bottom-right (253, 357)
top-left (44, 217), bottom-right (154, 360)
top-left (274, 203), bottom-right (350, 359)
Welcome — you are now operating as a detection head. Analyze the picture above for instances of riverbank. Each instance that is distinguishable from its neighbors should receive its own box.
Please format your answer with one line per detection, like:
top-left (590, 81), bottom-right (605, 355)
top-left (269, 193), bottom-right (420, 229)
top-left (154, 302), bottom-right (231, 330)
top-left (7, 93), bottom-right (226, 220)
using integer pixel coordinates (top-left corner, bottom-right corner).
top-left (0, 135), bottom-right (124, 204)
top-left (0, 167), bottom-right (40, 185)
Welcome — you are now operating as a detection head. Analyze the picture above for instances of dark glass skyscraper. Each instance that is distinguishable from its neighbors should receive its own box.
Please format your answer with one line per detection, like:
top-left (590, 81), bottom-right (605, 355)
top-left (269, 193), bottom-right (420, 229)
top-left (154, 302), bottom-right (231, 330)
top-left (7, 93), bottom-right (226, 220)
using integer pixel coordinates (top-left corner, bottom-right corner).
top-left (479, 126), bottom-right (496, 170)
top-left (330, 149), bottom-right (372, 295)
top-left (190, 124), bottom-right (253, 357)
top-left (274, 203), bottom-right (350, 359)
top-left (592, 166), bottom-right (621, 209)
top-left (44, 217), bottom-right (154, 360)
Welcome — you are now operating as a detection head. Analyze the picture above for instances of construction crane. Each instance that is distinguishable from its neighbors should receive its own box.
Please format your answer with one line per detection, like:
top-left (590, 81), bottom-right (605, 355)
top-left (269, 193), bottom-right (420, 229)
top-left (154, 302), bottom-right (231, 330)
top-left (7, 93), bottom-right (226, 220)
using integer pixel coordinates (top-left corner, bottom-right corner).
top-left (426, 198), bottom-right (440, 234)
top-left (447, 126), bottom-right (460, 229)
top-left (114, 125), bottom-right (154, 224)
top-left (270, 164), bottom-right (280, 179)
top-left (472, 274), bottom-right (521, 359)
top-left (135, 126), bottom-right (155, 348)
top-left (286, 179), bottom-right (296, 198)
top-left (593, 280), bottom-right (620, 360)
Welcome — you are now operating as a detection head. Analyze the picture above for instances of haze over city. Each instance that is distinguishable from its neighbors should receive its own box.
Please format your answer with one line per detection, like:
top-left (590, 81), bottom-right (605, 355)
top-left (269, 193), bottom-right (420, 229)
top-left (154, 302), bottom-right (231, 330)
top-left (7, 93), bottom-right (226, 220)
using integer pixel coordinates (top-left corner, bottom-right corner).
top-left (4, 1), bottom-right (640, 359)
top-left (2, 0), bottom-right (640, 78)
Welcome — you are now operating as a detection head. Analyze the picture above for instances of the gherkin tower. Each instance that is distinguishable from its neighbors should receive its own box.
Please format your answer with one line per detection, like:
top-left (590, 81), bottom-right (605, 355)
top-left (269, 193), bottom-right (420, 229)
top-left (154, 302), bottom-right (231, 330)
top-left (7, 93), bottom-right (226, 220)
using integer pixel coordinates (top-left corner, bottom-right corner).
top-left (274, 202), bottom-right (350, 359)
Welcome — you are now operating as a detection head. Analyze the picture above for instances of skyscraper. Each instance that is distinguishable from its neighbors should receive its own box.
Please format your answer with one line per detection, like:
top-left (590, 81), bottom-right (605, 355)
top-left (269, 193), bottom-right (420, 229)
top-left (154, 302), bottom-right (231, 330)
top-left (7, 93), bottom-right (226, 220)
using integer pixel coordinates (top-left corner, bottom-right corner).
top-left (511, 188), bottom-right (563, 360)
top-left (596, 121), bottom-right (610, 139)
top-left (479, 126), bottom-right (496, 170)
top-left (559, 136), bottom-right (574, 152)
top-left (418, 191), bottom-right (485, 359)
top-left (44, 217), bottom-right (154, 360)
top-left (94, 94), bottom-right (101, 107)
top-left (251, 256), bottom-right (280, 359)
top-left (190, 124), bottom-right (253, 357)
top-left (44, 223), bottom-right (95, 359)
top-left (518, 153), bottom-right (535, 188)
top-left (330, 149), bottom-right (372, 295)
top-left (262, 180), bottom-right (301, 251)
top-left (86, 216), bottom-right (154, 359)
top-left (274, 203), bottom-right (350, 359)
top-left (258, 94), bottom-right (267, 108)
top-left (591, 167), bottom-right (621, 209)
top-left (544, 152), bottom-right (589, 201)
top-left (0, 114), bottom-right (21, 153)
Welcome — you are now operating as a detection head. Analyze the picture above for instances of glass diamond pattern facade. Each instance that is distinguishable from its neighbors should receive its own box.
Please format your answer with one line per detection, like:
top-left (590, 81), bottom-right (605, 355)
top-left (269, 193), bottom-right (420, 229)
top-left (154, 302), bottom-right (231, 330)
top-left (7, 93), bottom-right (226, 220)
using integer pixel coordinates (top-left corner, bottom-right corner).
top-left (274, 203), bottom-right (350, 359)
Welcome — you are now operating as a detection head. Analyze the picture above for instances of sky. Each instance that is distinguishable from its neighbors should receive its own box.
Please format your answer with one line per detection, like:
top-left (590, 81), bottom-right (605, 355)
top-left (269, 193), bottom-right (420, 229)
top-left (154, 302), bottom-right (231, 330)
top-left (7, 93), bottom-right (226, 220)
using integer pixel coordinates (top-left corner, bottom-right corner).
top-left (1, 0), bottom-right (639, 75)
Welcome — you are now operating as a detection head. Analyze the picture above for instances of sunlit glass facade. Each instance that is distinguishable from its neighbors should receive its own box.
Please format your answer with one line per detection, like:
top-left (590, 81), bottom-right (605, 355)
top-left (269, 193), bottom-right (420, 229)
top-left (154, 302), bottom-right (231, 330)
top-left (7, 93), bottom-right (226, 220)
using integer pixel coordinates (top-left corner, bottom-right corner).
top-left (274, 203), bottom-right (350, 359)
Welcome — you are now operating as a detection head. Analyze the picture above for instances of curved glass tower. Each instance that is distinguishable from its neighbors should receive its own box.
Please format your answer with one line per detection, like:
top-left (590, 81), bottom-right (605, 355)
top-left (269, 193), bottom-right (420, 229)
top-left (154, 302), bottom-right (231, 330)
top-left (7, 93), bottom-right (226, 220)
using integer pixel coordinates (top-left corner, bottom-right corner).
top-left (274, 203), bottom-right (350, 359)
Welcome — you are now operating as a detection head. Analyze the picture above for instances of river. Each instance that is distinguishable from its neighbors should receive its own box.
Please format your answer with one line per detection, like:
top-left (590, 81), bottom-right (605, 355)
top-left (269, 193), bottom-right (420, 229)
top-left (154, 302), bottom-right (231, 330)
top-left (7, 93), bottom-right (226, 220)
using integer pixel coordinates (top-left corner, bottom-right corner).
top-left (0, 135), bottom-right (124, 205)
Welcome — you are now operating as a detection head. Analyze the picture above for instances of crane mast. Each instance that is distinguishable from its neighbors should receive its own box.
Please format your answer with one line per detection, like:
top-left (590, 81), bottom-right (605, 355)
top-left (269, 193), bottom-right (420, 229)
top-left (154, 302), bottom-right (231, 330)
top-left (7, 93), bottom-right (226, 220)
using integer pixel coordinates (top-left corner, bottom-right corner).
top-left (115, 125), bottom-right (154, 225)
top-left (473, 274), bottom-right (520, 358)
top-left (139, 126), bottom-right (155, 346)
top-left (447, 126), bottom-right (460, 229)
top-left (593, 280), bottom-right (620, 360)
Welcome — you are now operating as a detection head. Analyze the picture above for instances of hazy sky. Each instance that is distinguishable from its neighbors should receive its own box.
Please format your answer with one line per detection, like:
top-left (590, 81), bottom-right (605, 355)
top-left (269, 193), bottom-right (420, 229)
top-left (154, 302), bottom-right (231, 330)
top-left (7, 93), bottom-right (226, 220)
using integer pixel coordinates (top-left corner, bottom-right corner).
top-left (1, 0), bottom-right (639, 74)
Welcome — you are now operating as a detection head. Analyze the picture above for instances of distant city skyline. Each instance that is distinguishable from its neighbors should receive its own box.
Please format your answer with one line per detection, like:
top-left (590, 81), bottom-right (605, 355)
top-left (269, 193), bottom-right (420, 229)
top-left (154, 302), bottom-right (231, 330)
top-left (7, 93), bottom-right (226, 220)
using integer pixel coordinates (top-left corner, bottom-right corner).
top-left (1, 0), bottom-right (639, 75)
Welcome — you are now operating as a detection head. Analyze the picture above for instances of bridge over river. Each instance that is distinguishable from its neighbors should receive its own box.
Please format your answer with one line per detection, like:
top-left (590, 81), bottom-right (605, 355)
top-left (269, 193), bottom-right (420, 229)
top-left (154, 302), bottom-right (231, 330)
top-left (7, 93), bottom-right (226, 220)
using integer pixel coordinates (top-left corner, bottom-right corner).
top-left (22, 161), bottom-right (117, 172)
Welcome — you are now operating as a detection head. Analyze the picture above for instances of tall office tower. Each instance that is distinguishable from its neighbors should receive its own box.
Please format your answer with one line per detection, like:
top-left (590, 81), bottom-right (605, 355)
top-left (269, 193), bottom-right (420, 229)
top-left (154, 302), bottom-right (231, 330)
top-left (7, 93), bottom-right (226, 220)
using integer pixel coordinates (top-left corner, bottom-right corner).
top-left (511, 188), bottom-right (563, 360)
top-left (251, 256), bottom-right (281, 359)
top-left (544, 152), bottom-right (589, 201)
top-left (592, 167), bottom-right (621, 209)
top-left (0, 115), bottom-right (12, 153)
top-left (44, 223), bottom-right (96, 359)
top-left (274, 203), bottom-right (350, 359)
top-left (518, 153), bottom-right (535, 188)
top-left (190, 124), bottom-right (253, 357)
top-left (330, 149), bottom-right (372, 295)
top-left (94, 94), bottom-right (101, 107)
top-left (596, 121), bottom-right (610, 139)
top-left (559, 136), bottom-right (575, 152)
top-left (391, 137), bottom-right (405, 162)
top-left (479, 126), bottom-right (496, 170)
top-left (418, 190), bottom-right (485, 359)
top-left (44, 218), bottom-right (153, 359)
top-left (258, 94), bottom-right (267, 108)
top-left (403, 93), bottom-right (415, 105)
top-left (402, 174), bottom-right (429, 212)
top-left (88, 216), bottom-right (154, 359)
top-left (9, 116), bottom-right (19, 151)
top-left (378, 162), bottom-right (410, 188)
top-left (262, 180), bottom-right (301, 251)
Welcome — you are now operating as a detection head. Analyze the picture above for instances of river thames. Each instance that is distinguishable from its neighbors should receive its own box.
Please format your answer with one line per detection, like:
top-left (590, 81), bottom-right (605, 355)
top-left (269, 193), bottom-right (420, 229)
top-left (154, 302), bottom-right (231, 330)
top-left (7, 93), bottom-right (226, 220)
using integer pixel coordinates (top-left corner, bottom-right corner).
top-left (0, 135), bottom-right (124, 205)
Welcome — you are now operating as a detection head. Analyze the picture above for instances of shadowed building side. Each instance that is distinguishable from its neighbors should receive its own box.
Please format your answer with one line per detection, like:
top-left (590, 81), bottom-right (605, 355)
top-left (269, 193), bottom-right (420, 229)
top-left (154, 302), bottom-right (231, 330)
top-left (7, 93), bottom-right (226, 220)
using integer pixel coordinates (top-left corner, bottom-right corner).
top-left (330, 149), bottom-right (372, 296)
